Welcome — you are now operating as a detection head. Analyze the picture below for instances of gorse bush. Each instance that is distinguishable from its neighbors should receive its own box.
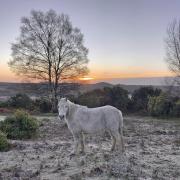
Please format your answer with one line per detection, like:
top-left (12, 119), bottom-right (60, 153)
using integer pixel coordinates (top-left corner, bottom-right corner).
top-left (78, 89), bottom-right (106, 108)
top-left (6, 94), bottom-right (52, 112)
top-left (34, 97), bottom-right (52, 113)
top-left (7, 93), bottom-right (33, 109)
top-left (0, 110), bottom-right (38, 139)
top-left (172, 100), bottom-right (180, 117)
top-left (103, 87), bottom-right (130, 112)
top-left (131, 87), bottom-right (161, 113)
top-left (148, 93), bottom-right (174, 117)
top-left (0, 101), bottom-right (9, 108)
top-left (77, 86), bottom-right (130, 111)
top-left (0, 131), bottom-right (9, 151)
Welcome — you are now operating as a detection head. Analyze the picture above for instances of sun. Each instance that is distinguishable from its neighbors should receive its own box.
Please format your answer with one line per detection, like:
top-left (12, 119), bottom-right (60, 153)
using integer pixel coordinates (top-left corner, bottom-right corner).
top-left (79, 76), bottom-right (94, 81)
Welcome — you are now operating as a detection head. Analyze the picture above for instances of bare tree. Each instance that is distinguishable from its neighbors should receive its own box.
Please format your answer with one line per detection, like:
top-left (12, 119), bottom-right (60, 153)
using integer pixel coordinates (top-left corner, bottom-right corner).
top-left (165, 19), bottom-right (180, 85)
top-left (9, 10), bottom-right (89, 111)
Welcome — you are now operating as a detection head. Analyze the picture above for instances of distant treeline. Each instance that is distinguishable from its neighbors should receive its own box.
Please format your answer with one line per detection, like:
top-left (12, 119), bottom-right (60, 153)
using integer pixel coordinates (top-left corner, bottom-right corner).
top-left (0, 86), bottom-right (179, 118)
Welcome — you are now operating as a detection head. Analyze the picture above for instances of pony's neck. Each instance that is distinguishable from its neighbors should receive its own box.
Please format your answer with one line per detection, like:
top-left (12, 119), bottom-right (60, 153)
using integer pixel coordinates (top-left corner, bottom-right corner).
top-left (66, 100), bottom-right (79, 121)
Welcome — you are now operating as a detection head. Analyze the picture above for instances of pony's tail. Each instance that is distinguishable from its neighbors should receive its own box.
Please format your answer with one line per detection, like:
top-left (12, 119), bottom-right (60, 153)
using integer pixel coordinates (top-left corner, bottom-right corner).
top-left (118, 110), bottom-right (123, 134)
top-left (118, 110), bottom-right (125, 152)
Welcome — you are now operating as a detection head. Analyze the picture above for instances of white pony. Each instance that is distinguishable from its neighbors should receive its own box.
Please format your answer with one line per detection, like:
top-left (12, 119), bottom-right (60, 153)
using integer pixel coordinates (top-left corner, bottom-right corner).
top-left (58, 98), bottom-right (125, 154)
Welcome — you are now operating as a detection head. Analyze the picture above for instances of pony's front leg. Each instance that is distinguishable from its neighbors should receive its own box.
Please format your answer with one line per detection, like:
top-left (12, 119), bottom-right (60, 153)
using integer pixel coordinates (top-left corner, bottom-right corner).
top-left (79, 133), bottom-right (85, 154)
top-left (72, 133), bottom-right (81, 155)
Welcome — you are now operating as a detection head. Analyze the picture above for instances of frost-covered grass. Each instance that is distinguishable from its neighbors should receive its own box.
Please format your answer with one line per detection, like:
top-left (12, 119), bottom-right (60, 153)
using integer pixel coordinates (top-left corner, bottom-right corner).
top-left (0, 114), bottom-right (57, 121)
top-left (0, 115), bottom-right (180, 179)
top-left (0, 116), bottom-right (6, 121)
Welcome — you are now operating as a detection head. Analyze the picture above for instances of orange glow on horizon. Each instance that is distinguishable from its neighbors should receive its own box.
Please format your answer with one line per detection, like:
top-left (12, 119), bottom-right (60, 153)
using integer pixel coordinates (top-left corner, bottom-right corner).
top-left (0, 63), bottom-right (174, 83)
top-left (88, 66), bottom-right (173, 80)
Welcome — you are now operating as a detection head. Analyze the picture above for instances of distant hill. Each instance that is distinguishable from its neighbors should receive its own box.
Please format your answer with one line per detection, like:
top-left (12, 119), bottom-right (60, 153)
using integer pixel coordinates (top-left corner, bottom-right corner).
top-left (93, 77), bottom-right (178, 86)
top-left (79, 82), bottom-right (113, 93)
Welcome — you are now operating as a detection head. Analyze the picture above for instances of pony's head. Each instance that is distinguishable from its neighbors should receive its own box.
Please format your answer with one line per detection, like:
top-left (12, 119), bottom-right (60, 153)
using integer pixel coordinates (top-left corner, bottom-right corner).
top-left (57, 97), bottom-right (69, 120)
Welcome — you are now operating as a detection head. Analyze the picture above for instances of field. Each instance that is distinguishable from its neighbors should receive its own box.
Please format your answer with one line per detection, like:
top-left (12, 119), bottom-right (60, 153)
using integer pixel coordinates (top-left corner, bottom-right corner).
top-left (0, 115), bottom-right (180, 179)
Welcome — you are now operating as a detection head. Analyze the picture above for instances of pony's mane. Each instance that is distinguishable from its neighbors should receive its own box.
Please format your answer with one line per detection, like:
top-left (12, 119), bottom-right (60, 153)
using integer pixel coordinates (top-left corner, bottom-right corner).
top-left (67, 100), bottom-right (87, 108)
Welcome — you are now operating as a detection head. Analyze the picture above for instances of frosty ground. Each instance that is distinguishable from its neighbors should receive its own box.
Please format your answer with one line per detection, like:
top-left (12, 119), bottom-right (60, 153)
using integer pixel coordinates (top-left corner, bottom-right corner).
top-left (0, 115), bottom-right (180, 180)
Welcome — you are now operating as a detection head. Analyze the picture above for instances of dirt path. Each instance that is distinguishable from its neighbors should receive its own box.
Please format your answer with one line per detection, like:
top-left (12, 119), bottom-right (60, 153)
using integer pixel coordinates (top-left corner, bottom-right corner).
top-left (0, 116), bottom-right (180, 179)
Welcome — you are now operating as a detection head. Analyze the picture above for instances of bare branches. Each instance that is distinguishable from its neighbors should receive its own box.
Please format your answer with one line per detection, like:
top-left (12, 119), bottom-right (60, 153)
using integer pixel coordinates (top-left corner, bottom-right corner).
top-left (165, 19), bottom-right (180, 77)
top-left (9, 10), bottom-right (89, 101)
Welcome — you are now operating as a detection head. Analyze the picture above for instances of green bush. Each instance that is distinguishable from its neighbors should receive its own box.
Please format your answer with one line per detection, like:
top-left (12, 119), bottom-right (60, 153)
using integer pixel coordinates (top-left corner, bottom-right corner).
top-left (103, 86), bottom-right (130, 112)
top-left (77, 89), bottom-right (106, 108)
top-left (0, 101), bottom-right (9, 108)
top-left (77, 86), bottom-right (130, 111)
top-left (131, 87), bottom-right (162, 113)
top-left (0, 110), bottom-right (38, 139)
top-left (172, 100), bottom-right (180, 117)
top-left (0, 131), bottom-right (9, 151)
top-left (148, 93), bottom-right (174, 117)
top-left (34, 97), bottom-right (52, 113)
top-left (7, 93), bottom-right (33, 109)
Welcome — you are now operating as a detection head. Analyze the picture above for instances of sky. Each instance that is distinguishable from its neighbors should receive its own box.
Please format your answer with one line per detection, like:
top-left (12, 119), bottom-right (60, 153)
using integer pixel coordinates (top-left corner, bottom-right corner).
top-left (0, 0), bottom-right (180, 84)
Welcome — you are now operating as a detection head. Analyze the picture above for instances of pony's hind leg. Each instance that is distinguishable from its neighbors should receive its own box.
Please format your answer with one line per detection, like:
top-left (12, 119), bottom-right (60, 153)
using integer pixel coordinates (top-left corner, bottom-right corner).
top-left (120, 128), bottom-right (125, 152)
top-left (111, 131), bottom-right (124, 153)
top-left (80, 133), bottom-right (85, 154)
top-left (110, 131), bottom-right (116, 151)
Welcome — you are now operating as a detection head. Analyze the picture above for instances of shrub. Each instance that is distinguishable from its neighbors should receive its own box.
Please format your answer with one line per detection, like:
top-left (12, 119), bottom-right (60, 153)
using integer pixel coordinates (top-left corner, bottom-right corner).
top-left (34, 97), bottom-right (52, 113)
top-left (77, 89), bottom-right (106, 108)
top-left (8, 93), bottom-right (33, 109)
top-left (0, 101), bottom-right (9, 108)
top-left (148, 93), bottom-right (174, 117)
top-left (131, 87), bottom-right (161, 113)
top-left (77, 86), bottom-right (130, 111)
top-left (0, 110), bottom-right (38, 139)
top-left (0, 131), bottom-right (9, 151)
top-left (172, 100), bottom-right (180, 117)
top-left (147, 96), bottom-right (157, 116)
top-left (103, 86), bottom-right (130, 112)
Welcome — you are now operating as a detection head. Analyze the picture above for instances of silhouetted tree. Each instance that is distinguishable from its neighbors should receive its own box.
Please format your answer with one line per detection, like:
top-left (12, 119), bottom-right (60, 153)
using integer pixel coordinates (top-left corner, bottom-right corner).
top-left (9, 10), bottom-right (89, 111)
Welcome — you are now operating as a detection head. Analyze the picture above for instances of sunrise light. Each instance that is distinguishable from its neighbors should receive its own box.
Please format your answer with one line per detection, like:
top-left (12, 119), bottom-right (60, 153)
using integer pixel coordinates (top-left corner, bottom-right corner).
top-left (79, 77), bottom-right (94, 81)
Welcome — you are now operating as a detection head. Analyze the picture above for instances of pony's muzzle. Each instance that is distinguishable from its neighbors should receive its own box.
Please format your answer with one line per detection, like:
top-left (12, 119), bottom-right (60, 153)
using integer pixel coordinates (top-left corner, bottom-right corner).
top-left (59, 115), bottom-right (65, 120)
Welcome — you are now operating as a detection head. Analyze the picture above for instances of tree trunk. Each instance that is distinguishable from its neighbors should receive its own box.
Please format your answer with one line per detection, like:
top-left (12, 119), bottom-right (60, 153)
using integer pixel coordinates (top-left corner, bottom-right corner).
top-left (51, 80), bottom-right (58, 113)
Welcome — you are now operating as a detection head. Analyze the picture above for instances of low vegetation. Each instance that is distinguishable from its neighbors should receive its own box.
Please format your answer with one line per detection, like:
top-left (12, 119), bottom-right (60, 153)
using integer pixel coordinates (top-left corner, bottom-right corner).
top-left (77, 86), bottom-right (130, 112)
top-left (0, 110), bottom-right (38, 139)
top-left (7, 93), bottom-right (33, 109)
top-left (148, 93), bottom-right (180, 117)
top-left (34, 97), bottom-right (52, 113)
top-left (0, 86), bottom-right (179, 118)
top-left (0, 131), bottom-right (9, 151)
top-left (130, 87), bottom-right (161, 113)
